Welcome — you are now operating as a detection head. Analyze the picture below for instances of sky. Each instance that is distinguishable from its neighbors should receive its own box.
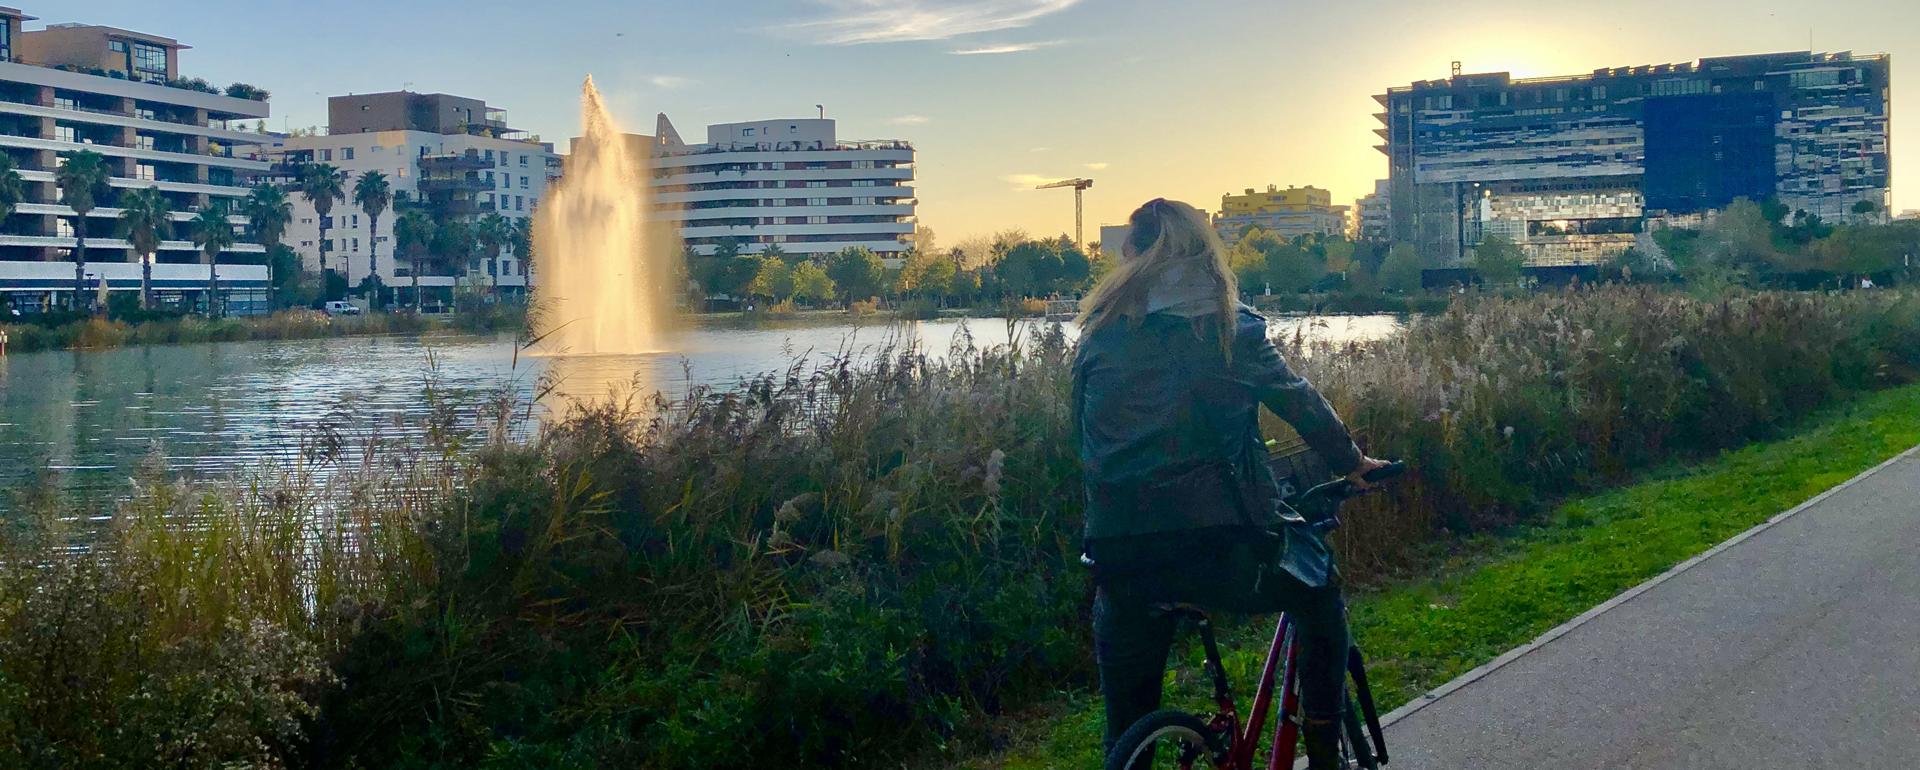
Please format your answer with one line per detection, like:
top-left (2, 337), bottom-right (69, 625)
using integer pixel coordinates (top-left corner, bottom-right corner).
top-left (68, 0), bottom-right (1920, 245)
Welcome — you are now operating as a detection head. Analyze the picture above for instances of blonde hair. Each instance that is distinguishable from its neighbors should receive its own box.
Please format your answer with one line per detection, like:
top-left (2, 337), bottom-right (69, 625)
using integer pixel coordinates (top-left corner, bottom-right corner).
top-left (1077, 198), bottom-right (1238, 354)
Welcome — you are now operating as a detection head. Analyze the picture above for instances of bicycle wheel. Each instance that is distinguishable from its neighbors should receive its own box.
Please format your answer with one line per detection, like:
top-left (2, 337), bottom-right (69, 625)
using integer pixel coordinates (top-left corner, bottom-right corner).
top-left (1103, 710), bottom-right (1225, 770)
top-left (1339, 692), bottom-right (1377, 769)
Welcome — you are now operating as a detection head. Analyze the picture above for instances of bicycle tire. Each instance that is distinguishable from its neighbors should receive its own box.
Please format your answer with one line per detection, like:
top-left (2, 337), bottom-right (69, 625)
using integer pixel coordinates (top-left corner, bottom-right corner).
top-left (1104, 710), bottom-right (1225, 770)
top-left (1340, 691), bottom-right (1377, 769)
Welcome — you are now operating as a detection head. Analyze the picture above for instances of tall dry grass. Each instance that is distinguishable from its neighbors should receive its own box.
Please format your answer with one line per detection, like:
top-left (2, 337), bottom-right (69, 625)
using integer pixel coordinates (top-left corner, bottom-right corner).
top-left (0, 287), bottom-right (1914, 768)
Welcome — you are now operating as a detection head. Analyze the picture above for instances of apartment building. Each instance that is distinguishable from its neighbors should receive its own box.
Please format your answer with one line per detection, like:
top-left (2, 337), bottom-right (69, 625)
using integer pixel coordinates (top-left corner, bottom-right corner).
top-left (1377, 51), bottom-right (1891, 266)
top-left (1353, 179), bottom-right (1390, 242)
top-left (249, 91), bottom-right (561, 295)
top-left (649, 114), bottom-right (916, 260)
top-left (1212, 184), bottom-right (1348, 245)
top-left (0, 7), bottom-right (271, 313)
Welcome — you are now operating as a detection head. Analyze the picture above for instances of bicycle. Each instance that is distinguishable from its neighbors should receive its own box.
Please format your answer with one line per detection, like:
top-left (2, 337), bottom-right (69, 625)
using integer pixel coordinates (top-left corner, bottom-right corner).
top-left (1100, 459), bottom-right (1405, 770)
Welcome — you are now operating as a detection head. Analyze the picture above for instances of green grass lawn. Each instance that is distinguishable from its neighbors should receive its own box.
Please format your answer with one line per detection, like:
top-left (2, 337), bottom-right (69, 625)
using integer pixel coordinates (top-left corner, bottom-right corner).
top-left (974, 382), bottom-right (1920, 769)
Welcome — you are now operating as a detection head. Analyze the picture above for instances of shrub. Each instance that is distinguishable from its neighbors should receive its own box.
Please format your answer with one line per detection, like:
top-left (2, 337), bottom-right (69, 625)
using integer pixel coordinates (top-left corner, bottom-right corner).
top-left (4, 288), bottom-right (1918, 768)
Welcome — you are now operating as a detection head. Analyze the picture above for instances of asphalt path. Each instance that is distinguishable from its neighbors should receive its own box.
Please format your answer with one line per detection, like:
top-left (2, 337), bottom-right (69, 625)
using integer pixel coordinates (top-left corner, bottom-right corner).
top-left (1381, 447), bottom-right (1920, 769)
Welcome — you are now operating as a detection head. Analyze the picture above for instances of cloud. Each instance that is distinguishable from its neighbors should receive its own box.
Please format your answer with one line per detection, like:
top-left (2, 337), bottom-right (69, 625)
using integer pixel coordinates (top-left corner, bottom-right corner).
top-left (1028, 146), bottom-right (1051, 153)
top-left (647, 75), bottom-right (691, 89)
top-left (1002, 173), bottom-right (1057, 190)
top-left (888, 114), bottom-right (931, 125)
top-left (950, 39), bottom-right (1061, 55)
top-left (788, 0), bottom-right (1080, 45)
top-left (1083, 162), bottom-right (1108, 170)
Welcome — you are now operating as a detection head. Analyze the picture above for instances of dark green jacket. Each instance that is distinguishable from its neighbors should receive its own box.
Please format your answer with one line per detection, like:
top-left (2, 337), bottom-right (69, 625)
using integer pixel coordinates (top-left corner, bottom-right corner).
top-left (1072, 306), bottom-right (1362, 542)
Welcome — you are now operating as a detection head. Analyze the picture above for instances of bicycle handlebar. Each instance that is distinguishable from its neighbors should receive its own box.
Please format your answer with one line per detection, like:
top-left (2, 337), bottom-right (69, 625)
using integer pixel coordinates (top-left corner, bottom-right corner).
top-left (1292, 461), bottom-right (1406, 532)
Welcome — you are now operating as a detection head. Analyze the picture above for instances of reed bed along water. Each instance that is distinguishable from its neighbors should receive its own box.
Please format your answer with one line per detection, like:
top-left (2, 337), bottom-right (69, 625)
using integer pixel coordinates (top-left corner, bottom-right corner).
top-left (0, 287), bottom-right (1915, 769)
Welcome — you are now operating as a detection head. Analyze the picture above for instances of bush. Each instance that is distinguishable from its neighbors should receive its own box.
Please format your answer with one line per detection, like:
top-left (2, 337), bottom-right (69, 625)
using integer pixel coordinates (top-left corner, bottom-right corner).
top-left (5, 288), bottom-right (1918, 768)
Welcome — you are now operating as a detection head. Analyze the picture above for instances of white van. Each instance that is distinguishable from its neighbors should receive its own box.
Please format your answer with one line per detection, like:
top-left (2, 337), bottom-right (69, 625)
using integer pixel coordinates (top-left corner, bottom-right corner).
top-left (323, 300), bottom-right (362, 316)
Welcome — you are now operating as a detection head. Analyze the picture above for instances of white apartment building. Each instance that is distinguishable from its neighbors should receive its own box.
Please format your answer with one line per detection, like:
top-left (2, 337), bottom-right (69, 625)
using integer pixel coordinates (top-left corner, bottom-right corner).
top-left (1354, 179), bottom-right (1390, 242)
top-left (250, 91), bottom-right (560, 294)
top-left (649, 115), bottom-right (916, 260)
top-left (0, 7), bottom-right (272, 313)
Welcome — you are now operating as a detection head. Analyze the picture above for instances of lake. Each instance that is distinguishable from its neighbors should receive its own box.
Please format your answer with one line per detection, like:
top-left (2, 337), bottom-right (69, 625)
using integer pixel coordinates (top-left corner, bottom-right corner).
top-left (0, 314), bottom-right (1402, 507)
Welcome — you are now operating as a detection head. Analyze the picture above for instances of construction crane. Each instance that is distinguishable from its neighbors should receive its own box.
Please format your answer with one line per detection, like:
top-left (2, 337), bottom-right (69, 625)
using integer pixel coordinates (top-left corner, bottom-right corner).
top-left (1036, 178), bottom-right (1094, 249)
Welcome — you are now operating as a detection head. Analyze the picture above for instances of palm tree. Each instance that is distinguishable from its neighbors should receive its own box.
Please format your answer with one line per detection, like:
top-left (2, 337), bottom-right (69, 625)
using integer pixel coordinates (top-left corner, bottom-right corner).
top-left (242, 183), bottom-right (295, 309)
top-left (394, 209), bottom-right (434, 312)
top-left (190, 205), bottom-right (236, 317)
top-left (115, 187), bottom-right (172, 310)
top-left (428, 216), bottom-right (473, 313)
top-left (508, 216), bottom-right (534, 279)
top-left (243, 183), bottom-right (292, 248)
top-left (54, 150), bottom-right (113, 312)
top-left (475, 212), bottom-right (509, 297)
top-left (0, 154), bottom-right (25, 224)
top-left (297, 163), bottom-right (347, 294)
top-left (353, 171), bottom-right (392, 294)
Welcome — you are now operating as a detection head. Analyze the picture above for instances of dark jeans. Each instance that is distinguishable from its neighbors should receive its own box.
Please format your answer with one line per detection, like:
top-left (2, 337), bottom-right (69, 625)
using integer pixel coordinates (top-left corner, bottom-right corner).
top-left (1091, 529), bottom-right (1349, 754)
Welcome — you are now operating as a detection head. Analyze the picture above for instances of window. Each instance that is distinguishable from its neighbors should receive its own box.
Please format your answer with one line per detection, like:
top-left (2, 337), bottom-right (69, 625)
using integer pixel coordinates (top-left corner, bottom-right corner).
top-left (806, 181), bottom-right (826, 188)
top-left (484, 150), bottom-right (495, 162)
top-left (130, 41), bottom-right (168, 80)
top-left (351, 214), bottom-right (359, 227)
top-left (319, 149), bottom-right (332, 161)
top-left (807, 216), bottom-right (827, 224)
top-left (852, 180), bottom-right (876, 187)
top-left (53, 96), bottom-right (75, 111)
top-left (485, 171), bottom-right (495, 185)
top-left (807, 197), bottom-right (827, 206)
top-left (135, 134), bottom-right (154, 150)
top-left (135, 107), bottom-right (156, 121)
top-left (519, 155), bottom-right (528, 167)
top-left (519, 176), bottom-right (528, 189)
top-left (352, 238), bottom-right (360, 252)
top-left (54, 125), bottom-right (76, 143)
top-left (516, 196), bottom-right (524, 211)
top-left (342, 147), bottom-right (355, 160)
top-left (852, 160), bottom-right (875, 169)
top-left (742, 128), bottom-right (756, 136)
top-left (134, 163), bottom-right (156, 181)
top-left (110, 40), bottom-right (127, 53)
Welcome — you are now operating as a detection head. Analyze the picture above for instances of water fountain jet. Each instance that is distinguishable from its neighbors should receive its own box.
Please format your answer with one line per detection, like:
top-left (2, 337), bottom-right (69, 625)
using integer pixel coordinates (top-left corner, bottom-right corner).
top-left (532, 76), bottom-right (678, 356)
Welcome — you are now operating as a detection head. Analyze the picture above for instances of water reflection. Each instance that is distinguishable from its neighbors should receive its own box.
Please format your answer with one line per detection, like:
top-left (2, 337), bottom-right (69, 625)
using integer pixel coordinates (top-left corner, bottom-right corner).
top-left (0, 315), bottom-right (1401, 508)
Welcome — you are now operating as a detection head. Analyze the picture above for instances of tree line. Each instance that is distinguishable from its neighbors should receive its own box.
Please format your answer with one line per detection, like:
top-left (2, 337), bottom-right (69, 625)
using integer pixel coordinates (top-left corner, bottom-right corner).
top-left (682, 229), bottom-right (1098, 309)
top-left (0, 149), bottom-right (532, 318)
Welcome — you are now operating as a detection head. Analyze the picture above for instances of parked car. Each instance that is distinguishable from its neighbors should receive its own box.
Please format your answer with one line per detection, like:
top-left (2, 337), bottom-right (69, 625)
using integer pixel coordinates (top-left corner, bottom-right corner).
top-left (323, 301), bottom-right (362, 316)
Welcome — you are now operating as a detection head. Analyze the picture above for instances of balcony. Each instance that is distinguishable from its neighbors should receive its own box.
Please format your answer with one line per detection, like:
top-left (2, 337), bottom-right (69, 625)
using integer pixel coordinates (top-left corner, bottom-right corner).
top-left (418, 150), bottom-right (491, 171)
top-left (429, 198), bottom-right (497, 216)
top-left (417, 174), bottom-right (493, 194)
top-left (0, 133), bottom-right (270, 171)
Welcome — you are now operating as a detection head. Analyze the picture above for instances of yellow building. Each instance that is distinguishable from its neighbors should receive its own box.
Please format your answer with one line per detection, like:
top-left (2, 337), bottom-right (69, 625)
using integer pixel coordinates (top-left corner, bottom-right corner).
top-left (1214, 184), bottom-right (1348, 244)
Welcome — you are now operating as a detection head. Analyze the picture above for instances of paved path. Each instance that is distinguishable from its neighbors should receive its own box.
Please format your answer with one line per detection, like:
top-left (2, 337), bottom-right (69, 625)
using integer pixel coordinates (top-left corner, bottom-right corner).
top-left (1381, 447), bottom-right (1920, 769)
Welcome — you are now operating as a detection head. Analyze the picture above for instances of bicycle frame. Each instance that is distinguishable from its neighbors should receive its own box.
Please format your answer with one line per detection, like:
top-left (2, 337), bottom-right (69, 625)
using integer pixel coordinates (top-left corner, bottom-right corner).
top-left (1190, 610), bottom-right (1388, 770)
top-left (1183, 608), bottom-right (1301, 770)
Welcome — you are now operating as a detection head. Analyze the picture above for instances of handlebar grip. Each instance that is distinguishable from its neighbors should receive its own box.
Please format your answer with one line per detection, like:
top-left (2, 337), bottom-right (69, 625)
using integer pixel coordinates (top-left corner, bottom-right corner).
top-left (1361, 461), bottom-right (1407, 484)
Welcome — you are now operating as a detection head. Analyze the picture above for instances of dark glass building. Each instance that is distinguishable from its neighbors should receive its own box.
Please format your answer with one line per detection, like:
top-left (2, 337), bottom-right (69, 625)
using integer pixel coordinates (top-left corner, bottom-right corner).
top-left (1375, 51), bottom-right (1891, 265)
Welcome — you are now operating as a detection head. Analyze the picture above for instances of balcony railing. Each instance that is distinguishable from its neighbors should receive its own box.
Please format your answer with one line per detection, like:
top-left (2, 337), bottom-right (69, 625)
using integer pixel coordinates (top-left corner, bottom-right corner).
top-left (417, 175), bottom-right (493, 193)
top-left (419, 150), bottom-right (491, 171)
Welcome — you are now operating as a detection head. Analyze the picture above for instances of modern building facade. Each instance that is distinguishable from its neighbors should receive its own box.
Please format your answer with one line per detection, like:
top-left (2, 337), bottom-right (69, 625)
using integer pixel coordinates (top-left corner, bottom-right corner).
top-left (1212, 184), bottom-right (1348, 244)
top-left (0, 7), bottom-right (272, 313)
top-left (649, 114), bottom-right (916, 259)
top-left (248, 91), bottom-right (561, 295)
top-left (1353, 179), bottom-right (1390, 242)
top-left (1376, 51), bottom-right (1892, 266)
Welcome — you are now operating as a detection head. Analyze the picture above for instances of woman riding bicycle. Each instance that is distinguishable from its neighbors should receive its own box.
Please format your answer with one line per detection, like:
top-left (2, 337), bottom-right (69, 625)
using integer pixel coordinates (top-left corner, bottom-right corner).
top-left (1073, 198), bottom-right (1388, 770)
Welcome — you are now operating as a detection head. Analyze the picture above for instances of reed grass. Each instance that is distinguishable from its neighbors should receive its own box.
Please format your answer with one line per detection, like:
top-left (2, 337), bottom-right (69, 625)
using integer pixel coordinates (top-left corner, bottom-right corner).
top-left (0, 287), bottom-right (1914, 769)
